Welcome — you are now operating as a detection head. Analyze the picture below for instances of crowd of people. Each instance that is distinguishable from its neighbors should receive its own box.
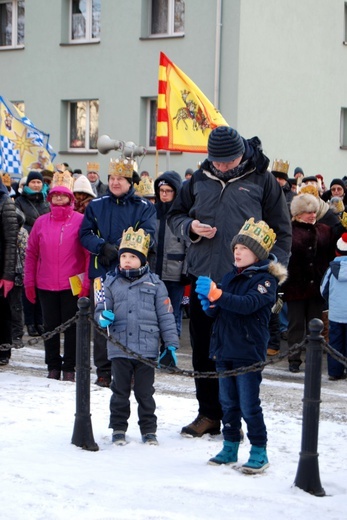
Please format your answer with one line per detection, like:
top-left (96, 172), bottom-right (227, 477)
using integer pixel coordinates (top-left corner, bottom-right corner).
top-left (1, 125), bottom-right (347, 470)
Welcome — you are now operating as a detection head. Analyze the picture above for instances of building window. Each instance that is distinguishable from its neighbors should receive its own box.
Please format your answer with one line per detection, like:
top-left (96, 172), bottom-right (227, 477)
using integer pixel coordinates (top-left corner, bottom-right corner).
top-left (150, 0), bottom-right (184, 36)
top-left (0, 0), bottom-right (24, 48)
top-left (146, 98), bottom-right (157, 148)
top-left (68, 100), bottom-right (99, 151)
top-left (70, 0), bottom-right (100, 42)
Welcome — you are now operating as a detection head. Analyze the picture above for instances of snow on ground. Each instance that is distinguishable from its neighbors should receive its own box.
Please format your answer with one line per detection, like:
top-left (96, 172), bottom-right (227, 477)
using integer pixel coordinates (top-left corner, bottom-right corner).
top-left (1, 342), bottom-right (347, 520)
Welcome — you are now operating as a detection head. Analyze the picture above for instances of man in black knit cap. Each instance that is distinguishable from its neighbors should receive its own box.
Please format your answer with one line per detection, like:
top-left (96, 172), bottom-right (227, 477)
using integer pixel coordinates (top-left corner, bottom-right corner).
top-left (168, 125), bottom-right (292, 437)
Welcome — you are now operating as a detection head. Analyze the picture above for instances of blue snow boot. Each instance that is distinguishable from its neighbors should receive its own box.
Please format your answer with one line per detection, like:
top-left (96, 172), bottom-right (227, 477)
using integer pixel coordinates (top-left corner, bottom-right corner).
top-left (241, 445), bottom-right (269, 474)
top-left (208, 441), bottom-right (239, 465)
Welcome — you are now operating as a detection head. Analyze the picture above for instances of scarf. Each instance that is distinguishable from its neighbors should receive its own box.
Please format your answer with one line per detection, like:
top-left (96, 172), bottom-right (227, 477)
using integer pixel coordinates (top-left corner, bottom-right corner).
top-left (210, 159), bottom-right (250, 182)
top-left (118, 263), bottom-right (149, 281)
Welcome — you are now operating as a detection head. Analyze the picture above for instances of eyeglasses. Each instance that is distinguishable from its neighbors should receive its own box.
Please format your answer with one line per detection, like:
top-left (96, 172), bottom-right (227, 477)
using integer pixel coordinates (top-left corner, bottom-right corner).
top-left (51, 193), bottom-right (69, 199)
top-left (159, 188), bottom-right (174, 194)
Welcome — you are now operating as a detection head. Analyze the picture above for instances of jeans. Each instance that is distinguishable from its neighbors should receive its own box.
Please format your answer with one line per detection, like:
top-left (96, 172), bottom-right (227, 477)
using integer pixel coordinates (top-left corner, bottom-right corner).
top-left (328, 320), bottom-right (347, 378)
top-left (163, 281), bottom-right (184, 337)
top-left (216, 360), bottom-right (267, 446)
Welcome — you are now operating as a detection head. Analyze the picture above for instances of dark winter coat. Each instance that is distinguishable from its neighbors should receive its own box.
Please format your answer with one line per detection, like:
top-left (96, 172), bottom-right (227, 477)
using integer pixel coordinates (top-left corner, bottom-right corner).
top-left (15, 191), bottom-right (50, 233)
top-left (167, 136), bottom-right (292, 282)
top-left (149, 171), bottom-right (188, 282)
top-left (282, 219), bottom-right (335, 302)
top-left (0, 181), bottom-right (18, 283)
top-left (79, 186), bottom-right (156, 280)
top-left (205, 256), bottom-right (287, 364)
top-left (95, 268), bottom-right (179, 360)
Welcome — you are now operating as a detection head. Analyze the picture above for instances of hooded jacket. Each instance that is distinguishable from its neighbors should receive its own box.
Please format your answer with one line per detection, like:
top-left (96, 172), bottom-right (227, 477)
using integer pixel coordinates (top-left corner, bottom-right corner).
top-left (0, 180), bottom-right (18, 283)
top-left (167, 136), bottom-right (292, 282)
top-left (205, 255), bottom-right (288, 364)
top-left (321, 256), bottom-right (347, 323)
top-left (95, 268), bottom-right (179, 360)
top-left (149, 171), bottom-right (188, 281)
top-left (25, 205), bottom-right (90, 293)
top-left (79, 186), bottom-right (156, 280)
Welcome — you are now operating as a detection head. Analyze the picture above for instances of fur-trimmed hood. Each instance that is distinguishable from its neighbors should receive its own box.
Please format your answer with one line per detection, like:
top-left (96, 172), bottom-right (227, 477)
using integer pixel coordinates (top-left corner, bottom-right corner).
top-left (268, 258), bottom-right (288, 285)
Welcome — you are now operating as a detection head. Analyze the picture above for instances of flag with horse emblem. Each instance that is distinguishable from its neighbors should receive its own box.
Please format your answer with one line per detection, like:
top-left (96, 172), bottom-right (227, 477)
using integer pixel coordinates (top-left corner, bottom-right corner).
top-left (0, 95), bottom-right (56, 180)
top-left (156, 52), bottom-right (228, 153)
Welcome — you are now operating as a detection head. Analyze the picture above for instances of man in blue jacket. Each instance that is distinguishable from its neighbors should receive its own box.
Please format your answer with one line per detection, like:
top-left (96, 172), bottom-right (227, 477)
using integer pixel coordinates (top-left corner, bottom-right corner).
top-left (168, 126), bottom-right (292, 437)
top-left (80, 157), bottom-right (156, 386)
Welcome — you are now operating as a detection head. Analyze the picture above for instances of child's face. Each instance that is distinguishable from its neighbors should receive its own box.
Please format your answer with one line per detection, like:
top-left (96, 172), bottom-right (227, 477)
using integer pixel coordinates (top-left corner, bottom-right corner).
top-left (233, 244), bottom-right (259, 268)
top-left (119, 252), bottom-right (141, 270)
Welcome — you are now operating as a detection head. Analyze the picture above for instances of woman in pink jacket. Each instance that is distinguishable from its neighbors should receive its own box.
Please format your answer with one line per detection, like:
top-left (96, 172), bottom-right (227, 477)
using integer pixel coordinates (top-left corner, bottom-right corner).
top-left (24, 184), bottom-right (90, 381)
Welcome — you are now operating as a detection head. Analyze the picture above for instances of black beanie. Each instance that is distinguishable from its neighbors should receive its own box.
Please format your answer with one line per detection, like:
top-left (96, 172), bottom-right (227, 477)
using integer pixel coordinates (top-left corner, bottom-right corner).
top-left (208, 126), bottom-right (245, 163)
top-left (330, 178), bottom-right (346, 191)
top-left (26, 171), bottom-right (43, 184)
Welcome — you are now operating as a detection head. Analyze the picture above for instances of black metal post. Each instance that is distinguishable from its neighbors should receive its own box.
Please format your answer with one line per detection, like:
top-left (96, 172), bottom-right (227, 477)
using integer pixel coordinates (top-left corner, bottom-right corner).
top-left (294, 318), bottom-right (325, 496)
top-left (71, 297), bottom-right (99, 451)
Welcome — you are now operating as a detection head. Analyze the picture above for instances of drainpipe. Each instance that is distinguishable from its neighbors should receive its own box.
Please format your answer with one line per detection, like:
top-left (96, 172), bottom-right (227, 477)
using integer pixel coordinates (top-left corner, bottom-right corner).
top-left (214, 0), bottom-right (222, 107)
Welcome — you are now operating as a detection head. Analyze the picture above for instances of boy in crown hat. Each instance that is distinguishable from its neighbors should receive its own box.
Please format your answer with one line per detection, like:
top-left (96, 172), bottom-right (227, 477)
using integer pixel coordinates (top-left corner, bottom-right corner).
top-left (94, 227), bottom-right (179, 446)
top-left (195, 218), bottom-right (287, 473)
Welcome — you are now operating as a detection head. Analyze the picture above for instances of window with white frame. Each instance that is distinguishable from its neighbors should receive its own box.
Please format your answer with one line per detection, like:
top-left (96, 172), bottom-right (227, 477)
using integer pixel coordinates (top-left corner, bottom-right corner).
top-left (68, 100), bottom-right (99, 151)
top-left (150, 0), bottom-right (184, 36)
top-left (70, 0), bottom-right (100, 42)
top-left (0, 0), bottom-right (24, 48)
top-left (146, 98), bottom-right (157, 148)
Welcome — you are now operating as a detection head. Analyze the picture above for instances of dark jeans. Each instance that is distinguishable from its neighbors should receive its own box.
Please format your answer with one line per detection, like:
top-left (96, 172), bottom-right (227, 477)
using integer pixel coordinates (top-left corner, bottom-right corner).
top-left (38, 289), bottom-right (78, 372)
top-left (22, 291), bottom-right (43, 328)
top-left (0, 294), bottom-right (12, 360)
top-left (328, 321), bottom-right (347, 378)
top-left (9, 285), bottom-right (24, 339)
top-left (91, 283), bottom-right (111, 378)
top-left (164, 280), bottom-right (184, 337)
top-left (109, 358), bottom-right (157, 435)
top-left (217, 360), bottom-right (267, 446)
top-left (189, 277), bottom-right (222, 421)
top-left (287, 297), bottom-right (325, 366)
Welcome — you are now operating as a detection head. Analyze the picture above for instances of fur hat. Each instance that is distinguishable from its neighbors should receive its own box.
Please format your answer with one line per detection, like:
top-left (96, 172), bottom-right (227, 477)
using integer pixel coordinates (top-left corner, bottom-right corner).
top-left (73, 175), bottom-right (96, 198)
top-left (26, 171), bottom-right (43, 185)
top-left (231, 218), bottom-right (276, 261)
top-left (208, 126), bottom-right (245, 163)
top-left (291, 194), bottom-right (319, 217)
top-left (336, 232), bottom-right (347, 256)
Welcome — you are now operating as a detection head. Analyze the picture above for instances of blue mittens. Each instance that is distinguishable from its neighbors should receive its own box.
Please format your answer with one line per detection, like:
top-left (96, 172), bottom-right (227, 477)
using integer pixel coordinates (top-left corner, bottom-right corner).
top-left (158, 346), bottom-right (178, 368)
top-left (99, 309), bottom-right (115, 328)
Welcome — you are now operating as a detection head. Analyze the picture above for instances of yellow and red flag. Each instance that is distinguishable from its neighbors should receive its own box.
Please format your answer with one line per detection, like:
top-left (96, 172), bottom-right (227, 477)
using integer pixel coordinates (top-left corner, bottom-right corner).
top-left (156, 52), bottom-right (228, 153)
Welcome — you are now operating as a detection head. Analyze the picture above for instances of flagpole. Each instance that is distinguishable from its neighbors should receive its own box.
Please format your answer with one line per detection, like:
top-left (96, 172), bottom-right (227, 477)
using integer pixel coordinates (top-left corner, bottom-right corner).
top-left (155, 149), bottom-right (159, 178)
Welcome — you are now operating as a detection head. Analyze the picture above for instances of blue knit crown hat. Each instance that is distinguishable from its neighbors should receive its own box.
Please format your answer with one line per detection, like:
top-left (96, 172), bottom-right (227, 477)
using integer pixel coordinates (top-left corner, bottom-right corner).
top-left (208, 126), bottom-right (245, 163)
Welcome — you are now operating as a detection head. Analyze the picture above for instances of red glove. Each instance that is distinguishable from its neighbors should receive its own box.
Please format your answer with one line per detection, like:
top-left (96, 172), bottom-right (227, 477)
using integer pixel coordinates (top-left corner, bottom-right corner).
top-left (25, 286), bottom-right (37, 304)
top-left (0, 279), bottom-right (14, 298)
top-left (78, 286), bottom-right (90, 298)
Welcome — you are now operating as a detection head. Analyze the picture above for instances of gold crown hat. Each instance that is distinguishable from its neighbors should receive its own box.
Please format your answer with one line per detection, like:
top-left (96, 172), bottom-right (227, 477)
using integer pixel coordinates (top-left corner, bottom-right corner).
top-left (108, 158), bottom-right (134, 179)
top-left (231, 217), bottom-right (277, 260)
top-left (271, 159), bottom-right (290, 180)
top-left (119, 227), bottom-right (150, 261)
top-left (51, 170), bottom-right (75, 192)
top-left (86, 162), bottom-right (100, 173)
top-left (134, 177), bottom-right (155, 198)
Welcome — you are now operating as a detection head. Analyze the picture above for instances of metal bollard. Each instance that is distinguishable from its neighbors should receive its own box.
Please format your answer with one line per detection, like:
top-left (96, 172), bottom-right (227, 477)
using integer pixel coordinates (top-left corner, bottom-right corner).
top-left (294, 318), bottom-right (325, 496)
top-left (71, 297), bottom-right (99, 451)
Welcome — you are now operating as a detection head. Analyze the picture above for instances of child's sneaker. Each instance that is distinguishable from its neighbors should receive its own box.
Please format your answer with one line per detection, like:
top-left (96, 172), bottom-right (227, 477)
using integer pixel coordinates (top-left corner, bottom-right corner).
top-left (142, 433), bottom-right (159, 445)
top-left (112, 431), bottom-right (126, 446)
